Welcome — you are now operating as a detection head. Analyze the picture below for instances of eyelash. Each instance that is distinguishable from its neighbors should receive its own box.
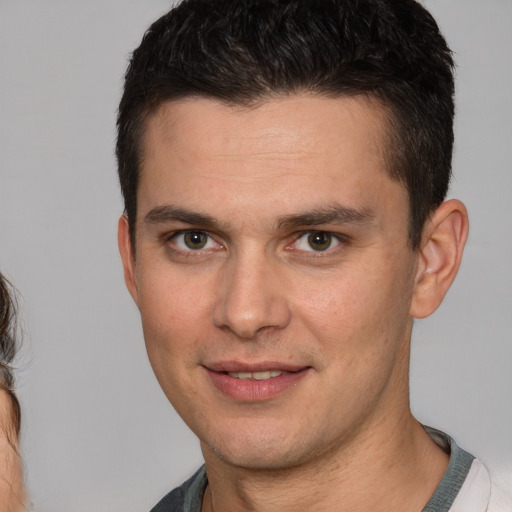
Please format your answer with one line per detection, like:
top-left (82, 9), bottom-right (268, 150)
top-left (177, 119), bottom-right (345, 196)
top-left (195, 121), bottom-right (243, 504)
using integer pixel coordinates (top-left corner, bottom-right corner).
top-left (165, 230), bottom-right (223, 254)
top-left (164, 229), bottom-right (348, 256)
top-left (290, 231), bottom-right (345, 253)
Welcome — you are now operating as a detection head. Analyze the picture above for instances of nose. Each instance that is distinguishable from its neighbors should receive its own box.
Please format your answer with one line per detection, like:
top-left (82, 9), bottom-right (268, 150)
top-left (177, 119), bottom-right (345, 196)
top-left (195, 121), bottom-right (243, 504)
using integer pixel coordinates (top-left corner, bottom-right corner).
top-left (212, 250), bottom-right (291, 339)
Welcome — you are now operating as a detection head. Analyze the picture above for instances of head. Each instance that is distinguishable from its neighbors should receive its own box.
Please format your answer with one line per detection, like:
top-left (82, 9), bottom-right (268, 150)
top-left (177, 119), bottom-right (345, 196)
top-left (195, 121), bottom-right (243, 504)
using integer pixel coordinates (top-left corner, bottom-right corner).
top-left (0, 273), bottom-right (20, 440)
top-left (117, 0), bottom-right (467, 471)
top-left (0, 272), bottom-right (24, 511)
top-left (117, 0), bottom-right (455, 251)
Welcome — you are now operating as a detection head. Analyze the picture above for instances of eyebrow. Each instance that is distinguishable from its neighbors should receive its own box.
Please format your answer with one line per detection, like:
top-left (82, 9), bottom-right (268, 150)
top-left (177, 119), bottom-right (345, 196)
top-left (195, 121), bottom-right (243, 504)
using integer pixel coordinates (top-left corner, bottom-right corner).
top-left (277, 205), bottom-right (375, 230)
top-left (144, 203), bottom-right (374, 231)
top-left (144, 205), bottom-right (217, 228)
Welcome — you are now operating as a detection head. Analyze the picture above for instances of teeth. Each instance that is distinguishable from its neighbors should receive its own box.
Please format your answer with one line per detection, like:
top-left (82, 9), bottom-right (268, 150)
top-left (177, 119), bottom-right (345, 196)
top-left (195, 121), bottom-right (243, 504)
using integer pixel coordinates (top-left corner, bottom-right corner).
top-left (253, 371), bottom-right (271, 380)
top-left (228, 370), bottom-right (284, 380)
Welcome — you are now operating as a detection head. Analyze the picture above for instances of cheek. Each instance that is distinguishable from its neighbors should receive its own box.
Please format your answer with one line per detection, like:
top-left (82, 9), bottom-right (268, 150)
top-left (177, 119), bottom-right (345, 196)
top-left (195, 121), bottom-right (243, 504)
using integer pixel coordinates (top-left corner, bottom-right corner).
top-left (292, 258), bottom-right (414, 359)
top-left (136, 281), bottom-right (207, 417)
top-left (136, 269), bottom-right (212, 373)
top-left (135, 270), bottom-right (224, 428)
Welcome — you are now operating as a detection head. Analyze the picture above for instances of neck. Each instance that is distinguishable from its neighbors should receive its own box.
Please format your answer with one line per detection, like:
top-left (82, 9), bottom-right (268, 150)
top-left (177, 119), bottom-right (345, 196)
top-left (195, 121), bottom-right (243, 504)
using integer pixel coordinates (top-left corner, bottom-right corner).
top-left (201, 415), bottom-right (448, 512)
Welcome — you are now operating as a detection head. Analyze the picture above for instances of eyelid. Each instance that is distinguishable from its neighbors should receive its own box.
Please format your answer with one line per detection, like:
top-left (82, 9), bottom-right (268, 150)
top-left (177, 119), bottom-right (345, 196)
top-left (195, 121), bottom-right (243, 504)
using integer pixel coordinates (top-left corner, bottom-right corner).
top-left (288, 230), bottom-right (347, 253)
top-left (163, 228), bottom-right (347, 255)
top-left (166, 229), bottom-right (223, 252)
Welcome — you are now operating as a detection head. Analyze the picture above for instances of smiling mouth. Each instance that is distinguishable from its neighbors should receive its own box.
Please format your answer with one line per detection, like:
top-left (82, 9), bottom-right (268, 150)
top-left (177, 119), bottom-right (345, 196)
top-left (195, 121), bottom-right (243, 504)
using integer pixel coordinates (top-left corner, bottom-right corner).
top-left (227, 370), bottom-right (287, 380)
top-left (206, 366), bottom-right (310, 401)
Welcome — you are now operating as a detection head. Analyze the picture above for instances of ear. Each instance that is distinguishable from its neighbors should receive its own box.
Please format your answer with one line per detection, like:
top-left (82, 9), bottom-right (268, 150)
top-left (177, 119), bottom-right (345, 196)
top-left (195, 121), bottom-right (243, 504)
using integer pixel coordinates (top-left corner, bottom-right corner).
top-left (118, 214), bottom-right (140, 305)
top-left (410, 199), bottom-right (469, 319)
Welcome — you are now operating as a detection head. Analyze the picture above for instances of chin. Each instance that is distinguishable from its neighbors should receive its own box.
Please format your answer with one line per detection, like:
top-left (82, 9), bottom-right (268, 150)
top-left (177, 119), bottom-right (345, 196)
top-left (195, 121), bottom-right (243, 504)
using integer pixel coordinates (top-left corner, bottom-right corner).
top-left (210, 447), bottom-right (307, 472)
top-left (200, 426), bottom-right (324, 472)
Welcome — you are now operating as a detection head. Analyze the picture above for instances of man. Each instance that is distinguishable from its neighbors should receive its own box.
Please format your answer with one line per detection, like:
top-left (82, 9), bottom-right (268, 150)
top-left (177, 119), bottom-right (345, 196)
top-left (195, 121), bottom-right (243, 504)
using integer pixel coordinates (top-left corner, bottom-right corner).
top-left (116, 1), bottom-right (489, 510)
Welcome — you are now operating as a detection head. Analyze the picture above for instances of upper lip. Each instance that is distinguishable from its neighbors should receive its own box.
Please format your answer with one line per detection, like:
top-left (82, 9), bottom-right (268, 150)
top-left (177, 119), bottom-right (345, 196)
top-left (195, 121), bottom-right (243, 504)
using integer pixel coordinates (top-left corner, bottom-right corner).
top-left (204, 361), bottom-right (309, 373)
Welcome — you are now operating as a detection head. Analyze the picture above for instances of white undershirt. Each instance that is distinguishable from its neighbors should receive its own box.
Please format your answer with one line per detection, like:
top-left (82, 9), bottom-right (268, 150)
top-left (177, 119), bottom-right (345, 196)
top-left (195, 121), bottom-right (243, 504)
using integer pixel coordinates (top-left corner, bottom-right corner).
top-left (449, 459), bottom-right (491, 512)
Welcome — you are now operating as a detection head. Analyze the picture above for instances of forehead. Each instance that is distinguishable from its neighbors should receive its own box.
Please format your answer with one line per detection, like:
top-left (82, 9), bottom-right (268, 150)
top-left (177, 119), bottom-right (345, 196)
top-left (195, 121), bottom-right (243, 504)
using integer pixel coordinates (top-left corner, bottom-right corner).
top-left (138, 94), bottom-right (405, 229)
top-left (143, 93), bottom-right (388, 165)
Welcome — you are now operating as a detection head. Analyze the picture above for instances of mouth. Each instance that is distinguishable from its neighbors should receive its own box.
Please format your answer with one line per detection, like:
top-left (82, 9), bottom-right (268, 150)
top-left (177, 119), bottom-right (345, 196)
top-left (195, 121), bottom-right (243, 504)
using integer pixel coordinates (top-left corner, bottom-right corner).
top-left (204, 363), bottom-right (311, 401)
top-left (226, 370), bottom-right (288, 380)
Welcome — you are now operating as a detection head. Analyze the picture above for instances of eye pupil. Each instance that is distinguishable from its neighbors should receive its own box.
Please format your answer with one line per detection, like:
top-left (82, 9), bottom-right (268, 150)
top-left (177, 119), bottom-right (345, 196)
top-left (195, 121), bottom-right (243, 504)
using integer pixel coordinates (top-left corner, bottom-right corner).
top-left (184, 231), bottom-right (208, 249)
top-left (307, 232), bottom-right (331, 251)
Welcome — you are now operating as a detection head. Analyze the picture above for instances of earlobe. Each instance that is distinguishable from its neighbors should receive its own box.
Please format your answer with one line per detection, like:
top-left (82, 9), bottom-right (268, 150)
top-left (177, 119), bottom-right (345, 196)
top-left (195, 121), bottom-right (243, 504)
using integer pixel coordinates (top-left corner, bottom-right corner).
top-left (118, 215), bottom-right (139, 305)
top-left (410, 200), bottom-right (469, 319)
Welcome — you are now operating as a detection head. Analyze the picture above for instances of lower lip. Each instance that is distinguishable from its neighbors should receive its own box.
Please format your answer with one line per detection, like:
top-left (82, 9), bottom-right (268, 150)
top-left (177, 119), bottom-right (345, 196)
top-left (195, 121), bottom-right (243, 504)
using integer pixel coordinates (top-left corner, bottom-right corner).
top-left (205, 368), bottom-right (310, 402)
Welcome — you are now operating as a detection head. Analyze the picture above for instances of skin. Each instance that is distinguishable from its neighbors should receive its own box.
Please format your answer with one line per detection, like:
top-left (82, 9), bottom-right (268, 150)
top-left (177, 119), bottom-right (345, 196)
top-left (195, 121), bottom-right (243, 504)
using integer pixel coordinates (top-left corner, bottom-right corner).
top-left (119, 94), bottom-right (468, 511)
top-left (0, 391), bottom-right (24, 512)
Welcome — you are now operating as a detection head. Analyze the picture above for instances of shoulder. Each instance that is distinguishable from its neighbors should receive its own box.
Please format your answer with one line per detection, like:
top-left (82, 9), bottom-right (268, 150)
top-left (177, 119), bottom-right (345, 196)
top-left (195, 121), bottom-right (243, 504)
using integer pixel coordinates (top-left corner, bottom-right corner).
top-left (150, 466), bottom-right (207, 512)
top-left (450, 458), bottom-right (491, 511)
top-left (450, 459), bottom-right (512, 512)
top-left (423, 426), bottom-right (512, 512)
top-left (485, 465), bottom-right (512, 512)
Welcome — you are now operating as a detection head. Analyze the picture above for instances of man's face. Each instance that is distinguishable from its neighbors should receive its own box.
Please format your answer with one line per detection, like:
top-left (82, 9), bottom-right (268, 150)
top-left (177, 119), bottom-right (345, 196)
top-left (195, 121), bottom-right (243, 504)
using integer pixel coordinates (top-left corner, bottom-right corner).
top-left (121, 94), bottom-right (420, 470)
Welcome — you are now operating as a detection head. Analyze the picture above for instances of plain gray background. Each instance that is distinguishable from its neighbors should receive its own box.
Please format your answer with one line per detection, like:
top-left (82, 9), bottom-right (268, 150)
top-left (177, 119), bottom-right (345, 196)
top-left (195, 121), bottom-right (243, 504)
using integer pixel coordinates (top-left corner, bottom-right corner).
top-left (1, 1), bottom-right (511, 510)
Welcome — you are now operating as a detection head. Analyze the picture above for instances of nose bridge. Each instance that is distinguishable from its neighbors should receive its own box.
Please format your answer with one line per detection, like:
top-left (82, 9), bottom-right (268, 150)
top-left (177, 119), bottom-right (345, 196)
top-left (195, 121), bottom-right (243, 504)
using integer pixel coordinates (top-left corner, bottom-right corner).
top-left (213, 244), bottom-right (291, 339)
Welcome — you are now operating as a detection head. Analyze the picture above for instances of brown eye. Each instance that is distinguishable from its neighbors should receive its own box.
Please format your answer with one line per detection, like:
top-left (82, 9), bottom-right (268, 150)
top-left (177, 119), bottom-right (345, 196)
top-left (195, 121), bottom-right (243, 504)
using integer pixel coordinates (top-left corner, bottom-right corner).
top-left (307, 231), bottom-right (333, 251)
top-left (293, 231), bottom-right (341, 252)
top-left (183, 231), bottom-right (208, 249)
top-left (171, 231), bottom-right (216, 251)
